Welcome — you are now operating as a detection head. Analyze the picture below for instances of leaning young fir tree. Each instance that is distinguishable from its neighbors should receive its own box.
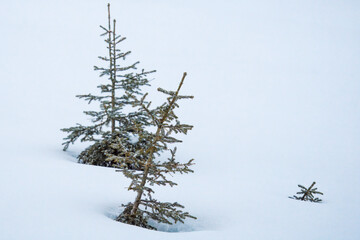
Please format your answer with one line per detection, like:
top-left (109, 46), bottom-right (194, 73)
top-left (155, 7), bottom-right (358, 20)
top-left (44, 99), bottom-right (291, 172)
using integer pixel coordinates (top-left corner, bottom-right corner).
top-left (106, 72), bottom-right (196, 230)
top-left (61, 4), bottom-right (155, 167)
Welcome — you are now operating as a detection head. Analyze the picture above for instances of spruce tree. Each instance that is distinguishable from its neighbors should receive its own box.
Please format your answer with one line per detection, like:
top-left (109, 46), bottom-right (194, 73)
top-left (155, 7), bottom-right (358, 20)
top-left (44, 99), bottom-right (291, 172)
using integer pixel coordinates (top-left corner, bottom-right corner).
top-left (61, 4), bottom-right (155, 168)
top-left (107, 72), bottom-right (196, 230)
top-left (289, 182), bottom-right (324, 202)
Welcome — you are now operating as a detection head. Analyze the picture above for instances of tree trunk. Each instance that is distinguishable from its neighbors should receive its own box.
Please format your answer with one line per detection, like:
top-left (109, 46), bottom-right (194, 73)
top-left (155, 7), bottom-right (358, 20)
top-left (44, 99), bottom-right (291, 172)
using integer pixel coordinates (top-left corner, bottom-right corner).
top-left (111, 19), bottom-right (117, 134)
top-left (107, 4), bottom-right (115, 134)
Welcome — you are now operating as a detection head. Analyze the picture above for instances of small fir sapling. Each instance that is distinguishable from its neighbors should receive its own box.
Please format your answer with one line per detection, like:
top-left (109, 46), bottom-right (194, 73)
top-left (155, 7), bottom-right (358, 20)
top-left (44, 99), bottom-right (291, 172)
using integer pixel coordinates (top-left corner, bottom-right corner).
top-left (107, 72), bottom-right (196, 230)
top-left (289, 182), bottom-right (324, 202)
top-left (61, 4), bottom-right (155, 168)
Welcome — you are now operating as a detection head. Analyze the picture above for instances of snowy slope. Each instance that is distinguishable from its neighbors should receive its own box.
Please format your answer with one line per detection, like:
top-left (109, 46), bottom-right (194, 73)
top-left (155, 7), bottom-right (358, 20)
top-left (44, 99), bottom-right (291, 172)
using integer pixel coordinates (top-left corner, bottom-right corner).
top-left (1, 1), bottom-right (360, 239)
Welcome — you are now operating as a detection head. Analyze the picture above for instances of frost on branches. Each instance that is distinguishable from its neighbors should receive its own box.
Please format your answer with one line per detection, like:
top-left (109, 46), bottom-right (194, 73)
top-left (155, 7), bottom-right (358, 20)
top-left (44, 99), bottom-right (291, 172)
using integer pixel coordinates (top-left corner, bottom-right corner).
top-left (61, 4), bottom-right (155, 168)
top-left (106, 73), bottom-right (196, 230)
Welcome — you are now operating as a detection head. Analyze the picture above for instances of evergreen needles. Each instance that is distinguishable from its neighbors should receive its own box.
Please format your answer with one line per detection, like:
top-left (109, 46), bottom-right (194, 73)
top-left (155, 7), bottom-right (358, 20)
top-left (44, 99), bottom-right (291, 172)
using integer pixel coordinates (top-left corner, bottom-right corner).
top-left (61, 4), bottom-right (155, 168)
top-left (108, 72), bottom-right (196, 230)
top-left (60, 4), bottom-right (196, 230)
top-left (289, 182), bottom-right (323, 202)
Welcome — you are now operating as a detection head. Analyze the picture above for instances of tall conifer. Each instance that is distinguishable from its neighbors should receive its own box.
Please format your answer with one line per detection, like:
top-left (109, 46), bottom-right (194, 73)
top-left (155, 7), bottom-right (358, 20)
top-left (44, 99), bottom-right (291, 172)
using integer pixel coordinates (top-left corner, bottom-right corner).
top-left (61, 4), bottom-right (155, 167)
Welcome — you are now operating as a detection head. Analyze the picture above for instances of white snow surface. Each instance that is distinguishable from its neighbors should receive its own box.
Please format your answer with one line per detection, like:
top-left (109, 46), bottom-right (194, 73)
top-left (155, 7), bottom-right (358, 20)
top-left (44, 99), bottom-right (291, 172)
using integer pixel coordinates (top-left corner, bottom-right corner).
top-left (1, 0), bottom-right (360, 239)
top-left (129, 134), bottom-right (140, 145)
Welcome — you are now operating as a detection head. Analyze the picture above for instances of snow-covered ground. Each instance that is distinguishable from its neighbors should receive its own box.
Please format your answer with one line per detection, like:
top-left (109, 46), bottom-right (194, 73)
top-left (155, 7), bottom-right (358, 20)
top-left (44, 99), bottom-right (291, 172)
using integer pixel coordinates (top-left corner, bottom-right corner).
top-left (1, 1), bottom-right (360, 239)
